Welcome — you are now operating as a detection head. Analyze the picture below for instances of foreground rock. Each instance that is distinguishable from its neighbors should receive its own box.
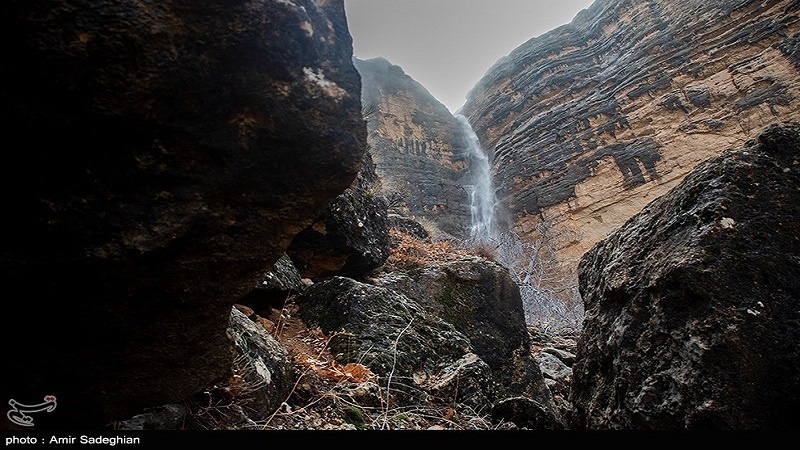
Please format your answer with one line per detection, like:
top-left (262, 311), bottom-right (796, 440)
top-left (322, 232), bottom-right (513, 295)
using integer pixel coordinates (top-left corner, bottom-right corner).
top-left (288, 150), bottom-right (390, 280)
top-left (1, 0), bottom-right (364, 428)
top-left (380, 258), bottom-right (553, 405)
top-left (300, 276), bottom-right (473, 381)
top-left (300, 258), bottom-right (562, 428)
top-left (571, 122), bottom-right (800, 429)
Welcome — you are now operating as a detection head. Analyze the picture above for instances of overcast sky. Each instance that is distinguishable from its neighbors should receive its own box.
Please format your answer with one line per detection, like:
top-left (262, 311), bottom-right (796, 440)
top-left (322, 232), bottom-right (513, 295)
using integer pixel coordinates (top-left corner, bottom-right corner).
top-left (344, 0), bottom-right (596, 113)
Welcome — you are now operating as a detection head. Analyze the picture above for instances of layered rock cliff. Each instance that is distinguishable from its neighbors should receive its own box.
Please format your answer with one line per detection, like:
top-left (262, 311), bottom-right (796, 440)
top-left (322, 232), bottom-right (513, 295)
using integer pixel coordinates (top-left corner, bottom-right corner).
top-left (354, 57), bottom-right (471, 238)
top-left (462, 0), bottom-right (800, 293)
top-left (1, 0), bottom-right (365, 428)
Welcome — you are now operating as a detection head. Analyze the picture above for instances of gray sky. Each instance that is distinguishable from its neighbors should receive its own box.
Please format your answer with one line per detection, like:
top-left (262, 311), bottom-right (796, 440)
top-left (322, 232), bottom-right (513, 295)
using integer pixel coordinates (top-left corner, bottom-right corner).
top-left (344, 0), bottom-right (596, 113)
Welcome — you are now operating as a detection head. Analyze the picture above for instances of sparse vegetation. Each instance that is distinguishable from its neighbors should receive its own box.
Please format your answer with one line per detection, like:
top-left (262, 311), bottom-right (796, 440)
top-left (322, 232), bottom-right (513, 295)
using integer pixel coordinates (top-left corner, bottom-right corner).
top-left (171, 222), bottom-right (576, 431)
top-left (384, 229), bottom-right (473, 271)
top-left (489, 225), bottom-right (584, 333)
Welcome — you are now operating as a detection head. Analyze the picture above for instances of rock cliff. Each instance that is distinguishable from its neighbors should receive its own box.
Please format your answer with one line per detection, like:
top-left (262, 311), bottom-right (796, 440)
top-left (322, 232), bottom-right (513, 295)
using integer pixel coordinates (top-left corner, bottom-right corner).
top-left (571, 122), bottom-right (800, 429)
top-left (354, 57), bottom-right (471, 238)
top-left (1, 0), bottom-right (365, 428)
top-left (462, 0), bottom-right (800, 293)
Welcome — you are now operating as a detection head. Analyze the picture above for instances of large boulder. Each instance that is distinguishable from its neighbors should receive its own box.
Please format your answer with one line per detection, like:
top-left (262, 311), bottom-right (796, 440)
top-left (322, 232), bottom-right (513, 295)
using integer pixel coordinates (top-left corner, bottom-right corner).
top-left (379, 258), bottom-right (552, 403)
top-left (571, 122), bottom-right (800, 429)
top-left (299, 276), bottom-right (473, 379)
top-left (1, 0), bottom-right (365, 428)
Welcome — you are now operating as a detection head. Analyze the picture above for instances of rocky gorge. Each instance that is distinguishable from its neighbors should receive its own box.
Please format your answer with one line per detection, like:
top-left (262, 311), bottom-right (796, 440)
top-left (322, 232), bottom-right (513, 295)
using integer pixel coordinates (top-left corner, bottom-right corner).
top-left (1, 0), bottom-right (797, 433)
top-left (462, 0), bottom-right (800, 301)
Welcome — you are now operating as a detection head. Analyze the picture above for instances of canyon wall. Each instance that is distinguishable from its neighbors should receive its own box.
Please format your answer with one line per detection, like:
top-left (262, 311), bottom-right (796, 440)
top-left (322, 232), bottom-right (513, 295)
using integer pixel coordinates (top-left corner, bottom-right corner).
top-left (355, 57), bottom-right (471, 238)
top-left (462, 0), bottom-right (800, 292)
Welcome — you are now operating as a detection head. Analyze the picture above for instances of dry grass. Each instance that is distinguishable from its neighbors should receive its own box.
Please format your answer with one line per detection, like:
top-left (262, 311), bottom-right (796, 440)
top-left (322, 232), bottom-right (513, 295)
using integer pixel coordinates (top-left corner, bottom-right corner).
top-left (384, 230), bottom-right (476, 271)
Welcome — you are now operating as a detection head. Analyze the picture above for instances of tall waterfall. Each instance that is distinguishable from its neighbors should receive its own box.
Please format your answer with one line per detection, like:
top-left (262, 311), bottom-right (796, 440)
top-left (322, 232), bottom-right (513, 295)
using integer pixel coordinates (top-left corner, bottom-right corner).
top-left (455, 114), bottom-right (498, 243)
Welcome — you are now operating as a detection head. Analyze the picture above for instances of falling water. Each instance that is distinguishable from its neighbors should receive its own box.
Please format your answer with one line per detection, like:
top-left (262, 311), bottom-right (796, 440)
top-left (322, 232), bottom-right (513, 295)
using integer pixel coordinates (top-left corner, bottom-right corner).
top-left (455, 114), bottom-right (498, 243)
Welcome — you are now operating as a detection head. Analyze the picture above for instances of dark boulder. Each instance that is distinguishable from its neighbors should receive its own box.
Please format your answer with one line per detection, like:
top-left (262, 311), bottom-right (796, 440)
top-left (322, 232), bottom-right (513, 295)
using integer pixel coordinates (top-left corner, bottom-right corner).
top-left (387, 214), bottom-right (430, 240)
top-left (571, 122), bottom-right (800, 430)
top-left (239, 253), bottom-right (306, 315)
top-left (299, 276), bottom-right (473, 380)
top-left (225, 307), bottom-right (295, 422)
top-left (288, 150), bottom-right (390, 280)
top-left (379, 258), bottom-right (553, 403)
top-left (1, 0), bottom-right (365, 428)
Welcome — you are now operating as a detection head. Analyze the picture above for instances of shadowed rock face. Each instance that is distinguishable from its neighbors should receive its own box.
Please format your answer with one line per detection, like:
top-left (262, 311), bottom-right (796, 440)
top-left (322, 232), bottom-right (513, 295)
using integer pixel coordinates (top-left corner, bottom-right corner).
top-left (354, 57), bottom-right (471, 238)
top-left (571, 122), bottom-right (800, 429)
top-left (462, 0), bottom-right (800, 290)
top-left (1, 0), bottom-right (365, 428)
top-left (287, 149), bottom-right (390, 280)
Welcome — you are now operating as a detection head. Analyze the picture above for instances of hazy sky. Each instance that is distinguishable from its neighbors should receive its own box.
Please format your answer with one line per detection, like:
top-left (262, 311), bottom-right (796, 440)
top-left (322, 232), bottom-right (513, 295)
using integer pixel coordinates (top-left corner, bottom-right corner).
top-left (344, 0), bottom-right (596, 113)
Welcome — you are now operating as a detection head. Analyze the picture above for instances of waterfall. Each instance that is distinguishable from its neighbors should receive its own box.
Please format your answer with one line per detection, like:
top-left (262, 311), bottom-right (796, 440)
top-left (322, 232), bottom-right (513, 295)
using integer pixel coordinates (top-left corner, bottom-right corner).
top-left (455, 114), bottom-right (498, 243)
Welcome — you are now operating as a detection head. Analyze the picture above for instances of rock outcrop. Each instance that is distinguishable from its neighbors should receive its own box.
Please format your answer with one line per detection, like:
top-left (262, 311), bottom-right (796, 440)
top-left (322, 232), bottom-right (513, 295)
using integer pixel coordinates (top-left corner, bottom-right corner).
top-left (226, 307), bottom-right (295, 423)
top-left (239, 253), bottom-right (306, 315)
top-left (571, 122), bottom-right (800, 429)
top-left (299, 258), bottom-right (562, 428)
top-left (354, 57), bottom-right (471, 238)
top-left (379, 259), bottom-right (550, 403)
top-left (1, 0), bottom-right (365, 428)
top-left (300, 276), bottom-right (474, 380)
top-left (462, 0), bottom-right (800, 294)
top-left (287, 150), bottom-right (390, 280)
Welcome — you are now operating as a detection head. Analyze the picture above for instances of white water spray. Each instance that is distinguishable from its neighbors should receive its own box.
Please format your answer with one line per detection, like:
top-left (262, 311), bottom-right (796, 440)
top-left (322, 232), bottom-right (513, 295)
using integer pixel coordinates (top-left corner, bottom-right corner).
top-left (455, 114), bottom-right (498, 243)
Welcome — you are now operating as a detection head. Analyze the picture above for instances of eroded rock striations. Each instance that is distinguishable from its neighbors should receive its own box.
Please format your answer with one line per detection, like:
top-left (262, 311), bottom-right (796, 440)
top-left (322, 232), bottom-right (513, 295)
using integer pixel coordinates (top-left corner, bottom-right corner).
top-left (1, 0), bottom-right (365, 428)
top-left (571, 122), bottom-right (800, 429)
top-left (355, 57), bottom-right (471, 238)
top-left (462, 0), bottom-right (800, 290)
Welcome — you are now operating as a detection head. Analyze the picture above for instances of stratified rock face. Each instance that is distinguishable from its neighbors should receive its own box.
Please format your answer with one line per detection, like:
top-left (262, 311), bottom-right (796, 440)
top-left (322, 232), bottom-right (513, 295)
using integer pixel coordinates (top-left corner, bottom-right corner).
top-left (354, 57), bottom-right (471, 237)
top-left (462, 0), bottom-right (800, 288)
top-left (1, 0), bottom-right (364, 428)
top-left (571, 122), bottom-right (800, 429)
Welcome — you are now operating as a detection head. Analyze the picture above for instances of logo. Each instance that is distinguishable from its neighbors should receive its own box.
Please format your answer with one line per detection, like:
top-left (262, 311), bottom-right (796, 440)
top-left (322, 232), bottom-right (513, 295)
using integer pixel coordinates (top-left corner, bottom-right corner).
top-left (7, 395), bottom-right (57, 427)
